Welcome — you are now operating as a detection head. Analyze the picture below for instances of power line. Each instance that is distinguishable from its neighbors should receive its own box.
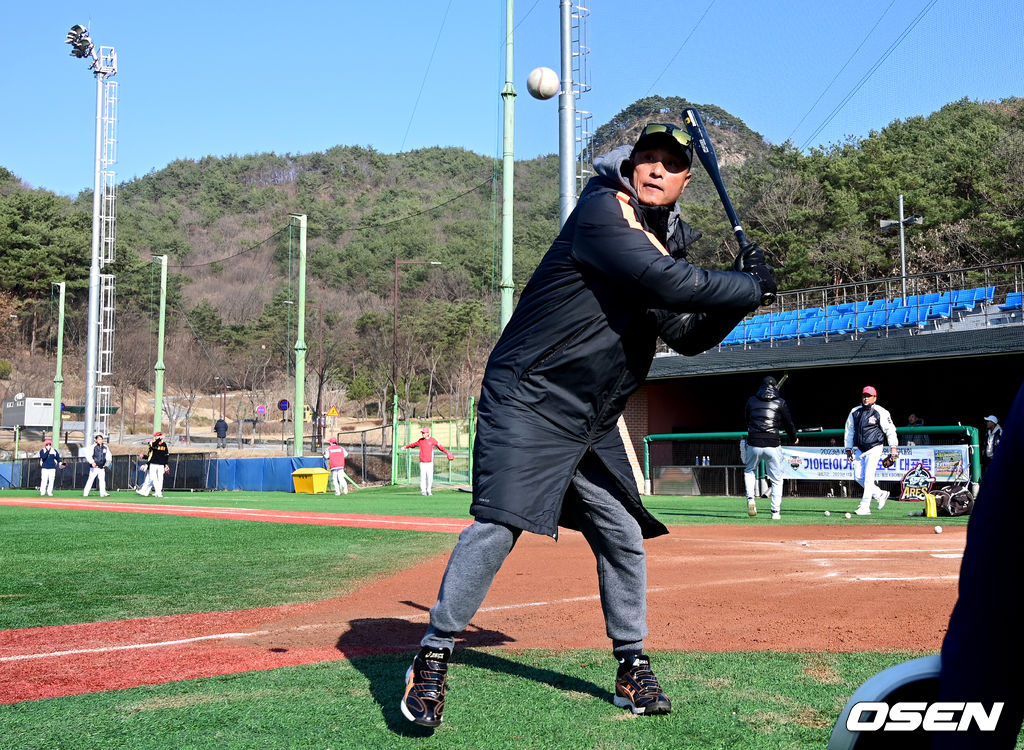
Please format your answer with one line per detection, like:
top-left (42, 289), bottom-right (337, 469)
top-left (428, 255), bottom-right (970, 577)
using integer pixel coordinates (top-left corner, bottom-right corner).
top-left (645, 0), bottom-right (717, 96)
top-left (785, 0), bottom-right (897, 144)
top-left (799, 0), bottom-right (940, 151)
top-left (168, 226), bottom-right (289, 269)
top-left (343, 175), bottom-right (494, 231)
top-left (400, 0), bottom-right (456, 152)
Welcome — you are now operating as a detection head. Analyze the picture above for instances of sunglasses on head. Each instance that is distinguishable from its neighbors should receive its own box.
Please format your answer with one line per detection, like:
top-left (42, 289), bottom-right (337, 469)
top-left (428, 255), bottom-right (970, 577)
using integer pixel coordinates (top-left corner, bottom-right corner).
top-left (639, 123), bottom-right (694, 155)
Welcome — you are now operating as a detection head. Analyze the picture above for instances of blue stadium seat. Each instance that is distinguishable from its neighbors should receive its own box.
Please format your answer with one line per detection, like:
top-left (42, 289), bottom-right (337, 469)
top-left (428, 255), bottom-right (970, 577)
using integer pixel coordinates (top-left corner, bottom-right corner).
top-left (927, 302), bottom-right (952, 320)
top-left (886, 307), bottom-right (910, 327)
top-left (747, 323), bottom-right (769, 341)
top-left (901, 305), bottom-right (928, 326)
top-left (868, 309), bottom-right (890, 329)
top-left (809, 317), bottom-right (829, 337)
top-left (998, 291), bottom-right (1023, 311)
top-left (952, 288), bottom-right (977, 312)
top-left (977, 286), bottom-right (996, 302)
top-left (854, 311), bottom-right (874, 331)
top-left (856, 299), bottom-right (886, 312)
top-left (920, 292), bottom-right (941, 305)
top-left (827, 312), bottom-right (854, 333)
top-left (773, 320), bottom-right (799, 340)
top-left (826, 302), bottom-right (857, 316)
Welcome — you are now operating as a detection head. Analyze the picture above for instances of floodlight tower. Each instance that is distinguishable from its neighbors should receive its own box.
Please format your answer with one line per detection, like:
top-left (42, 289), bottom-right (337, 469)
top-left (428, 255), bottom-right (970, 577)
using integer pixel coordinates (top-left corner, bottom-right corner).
top-left (66, 24), bottom-right (118, 444)
top-left (558, 1), bottom-right (593, 227)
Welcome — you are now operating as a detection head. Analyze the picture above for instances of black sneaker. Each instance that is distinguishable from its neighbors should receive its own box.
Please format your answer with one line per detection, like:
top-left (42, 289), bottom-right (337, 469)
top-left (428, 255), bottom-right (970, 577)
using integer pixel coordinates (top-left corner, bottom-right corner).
top-left (400, 646), bottom-right (450, 727)
top-left (613, 654), bottom-right (672, 715)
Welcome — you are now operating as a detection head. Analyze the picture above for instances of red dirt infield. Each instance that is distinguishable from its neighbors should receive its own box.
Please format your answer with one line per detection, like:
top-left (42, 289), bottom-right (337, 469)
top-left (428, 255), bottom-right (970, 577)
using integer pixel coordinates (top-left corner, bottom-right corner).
top-left (0, 499), bottom-right (965, 704)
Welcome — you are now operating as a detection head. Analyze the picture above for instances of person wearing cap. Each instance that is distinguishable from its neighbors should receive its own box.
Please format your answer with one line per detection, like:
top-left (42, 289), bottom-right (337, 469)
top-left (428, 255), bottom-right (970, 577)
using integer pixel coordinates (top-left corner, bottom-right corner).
top-left (38, 438), bottom-right (64, 497)
top-left (844, 386), bottom-right (898, 515)
top-left (401, 124), bottom-right (776, 728)
top-left (323, 436), bottom-right (349, 495)
top-left (83, 433), bottom-right (113, 498)
top-left (982, 414), bottom-right (1002, 474)
top-left (403, 427), bottom-right (454, 497)
top-left (137, 432), bottom-right (170, 498)
top-left (743, 376), bottom-right (798, 520)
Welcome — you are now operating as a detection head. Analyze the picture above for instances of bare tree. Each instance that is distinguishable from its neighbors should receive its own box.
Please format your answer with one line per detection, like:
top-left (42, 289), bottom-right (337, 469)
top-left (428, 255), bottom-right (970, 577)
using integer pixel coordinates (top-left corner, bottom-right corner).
top-left (164, 332), bottom-right (217, 446)
top-left (108, 312), bottom-right (155, 441)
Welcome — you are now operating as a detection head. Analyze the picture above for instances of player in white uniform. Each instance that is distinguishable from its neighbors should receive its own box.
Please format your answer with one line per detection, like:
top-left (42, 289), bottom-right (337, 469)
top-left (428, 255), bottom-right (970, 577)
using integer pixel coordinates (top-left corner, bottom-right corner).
top-left (844, 385), bottom-right (899, 515)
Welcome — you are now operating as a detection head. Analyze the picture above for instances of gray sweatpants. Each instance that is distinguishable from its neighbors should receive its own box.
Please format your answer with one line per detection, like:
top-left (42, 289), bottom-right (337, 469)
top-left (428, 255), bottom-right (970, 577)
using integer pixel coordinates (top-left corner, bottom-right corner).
top-left (421, 457), bottom-right (648, 657)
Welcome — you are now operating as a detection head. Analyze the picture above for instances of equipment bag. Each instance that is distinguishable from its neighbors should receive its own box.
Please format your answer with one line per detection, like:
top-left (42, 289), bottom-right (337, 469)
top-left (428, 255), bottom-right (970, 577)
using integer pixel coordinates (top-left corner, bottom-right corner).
top-left (934, 484), bottom-right (974, 517)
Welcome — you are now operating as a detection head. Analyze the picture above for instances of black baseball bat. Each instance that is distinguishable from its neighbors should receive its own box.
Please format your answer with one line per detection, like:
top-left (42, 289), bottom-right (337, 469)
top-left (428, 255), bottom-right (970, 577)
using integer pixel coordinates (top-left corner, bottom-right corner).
top-left (683, 108), bottom-right (776, 306)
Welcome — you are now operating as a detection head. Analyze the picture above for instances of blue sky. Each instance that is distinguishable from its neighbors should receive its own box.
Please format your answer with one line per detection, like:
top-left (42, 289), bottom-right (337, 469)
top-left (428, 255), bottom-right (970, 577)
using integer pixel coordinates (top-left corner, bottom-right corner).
top-left (2, 0), bottom-right (1022, 196)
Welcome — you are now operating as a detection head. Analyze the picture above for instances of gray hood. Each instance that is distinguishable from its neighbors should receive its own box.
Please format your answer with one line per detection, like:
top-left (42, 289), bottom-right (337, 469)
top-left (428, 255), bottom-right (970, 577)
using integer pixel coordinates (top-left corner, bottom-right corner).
top-left (592, 145), bottom-right (690, 250)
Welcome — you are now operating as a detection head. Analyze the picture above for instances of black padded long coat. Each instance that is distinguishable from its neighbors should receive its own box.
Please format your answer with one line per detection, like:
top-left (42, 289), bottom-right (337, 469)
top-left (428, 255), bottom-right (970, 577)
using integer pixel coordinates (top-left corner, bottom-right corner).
top-left (469, 146), bottom-right (762, 539)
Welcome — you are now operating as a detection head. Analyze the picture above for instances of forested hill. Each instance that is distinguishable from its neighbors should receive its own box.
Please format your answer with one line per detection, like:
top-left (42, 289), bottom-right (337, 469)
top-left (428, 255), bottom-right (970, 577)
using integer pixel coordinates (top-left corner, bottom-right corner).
top-left (2, 95), bottom-right (1022, 417)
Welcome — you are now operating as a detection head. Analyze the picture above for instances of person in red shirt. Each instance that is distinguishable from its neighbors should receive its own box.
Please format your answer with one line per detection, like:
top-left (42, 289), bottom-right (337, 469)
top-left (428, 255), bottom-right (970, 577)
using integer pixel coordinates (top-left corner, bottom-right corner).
top-left (404, 427), bottom-right (454, 496)
top-left (323, 437), bottom-right (348, 495)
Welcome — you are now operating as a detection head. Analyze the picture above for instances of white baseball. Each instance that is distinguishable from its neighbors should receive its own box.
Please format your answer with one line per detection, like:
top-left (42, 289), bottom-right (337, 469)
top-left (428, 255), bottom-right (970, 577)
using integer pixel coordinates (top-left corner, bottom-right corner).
top-left (845, 512), bottom-right (852, 519)
top-left (934, 525), bottom-right (943, 534)
top-left (526, 67), bottom-right (559, 100)
top-left (824, 511), bottom-right (830, 517)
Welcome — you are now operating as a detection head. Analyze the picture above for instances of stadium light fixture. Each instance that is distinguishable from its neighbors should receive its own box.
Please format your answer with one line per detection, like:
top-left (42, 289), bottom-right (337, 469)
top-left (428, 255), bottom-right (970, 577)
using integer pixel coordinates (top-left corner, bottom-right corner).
top-left (393, 259), bottom-right (443, 419)
top-left (65, 24), bottom-right (94, 59)
top-left (880, 195), bottom-right (924, 304)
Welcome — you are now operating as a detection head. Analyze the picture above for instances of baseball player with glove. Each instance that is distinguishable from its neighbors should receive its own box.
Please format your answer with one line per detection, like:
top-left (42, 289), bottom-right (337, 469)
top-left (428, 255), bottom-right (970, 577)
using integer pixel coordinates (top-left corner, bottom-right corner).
top-left (137, 432), bottom-right (170, 498)
top-left (400, 123), bottom-right (770, 728)
top-left (38, 438), bottom-right (65, 497)
top-left (844, 385), bottom-right (898, 515)
top-left (83, 433), bottom-right (113, 497)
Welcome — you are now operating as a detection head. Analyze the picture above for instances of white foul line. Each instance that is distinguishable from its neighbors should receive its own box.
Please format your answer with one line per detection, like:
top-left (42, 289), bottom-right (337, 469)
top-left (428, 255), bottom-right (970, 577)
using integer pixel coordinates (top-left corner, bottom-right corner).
top-left (0, 630), bottom-right (270, 662)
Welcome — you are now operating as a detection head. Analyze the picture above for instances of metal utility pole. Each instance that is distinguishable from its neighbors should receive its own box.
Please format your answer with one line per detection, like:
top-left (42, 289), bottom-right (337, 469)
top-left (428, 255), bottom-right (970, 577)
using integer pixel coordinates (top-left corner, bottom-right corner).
top-left (558, 0), bottom-right (576, 226)
top-left (51, 282), bottom-right (66, 442)
top-left (152, 255), bottom-right (167, 434)
top-left (66, 24), bottom-right (117, 445)
top-left (499, 0), bottom-right (516, 331)
top-left (879, 194), bottom-right (923, 303)
top-left (291, 214), bottom-right (307, 457)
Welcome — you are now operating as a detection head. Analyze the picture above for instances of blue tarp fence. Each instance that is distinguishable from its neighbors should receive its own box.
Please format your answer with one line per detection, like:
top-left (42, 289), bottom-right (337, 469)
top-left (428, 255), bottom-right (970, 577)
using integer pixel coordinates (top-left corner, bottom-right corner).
top-left (207, 457), bottom-right (327, 492)
top-left (0, 461), bottom-right (21, 489)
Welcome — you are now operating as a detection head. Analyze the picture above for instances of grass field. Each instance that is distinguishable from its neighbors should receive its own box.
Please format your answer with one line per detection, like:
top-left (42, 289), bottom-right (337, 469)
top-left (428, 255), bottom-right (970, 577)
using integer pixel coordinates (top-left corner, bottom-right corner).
top-left (0, 487), bottom-right (982, 748)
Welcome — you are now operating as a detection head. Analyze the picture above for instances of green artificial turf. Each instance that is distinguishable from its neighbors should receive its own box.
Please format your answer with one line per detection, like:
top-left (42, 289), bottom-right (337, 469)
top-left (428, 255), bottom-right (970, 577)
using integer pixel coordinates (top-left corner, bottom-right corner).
top-left (0, 506), bottom-right (456, 629)
top-left (0, 650), bottom-right (926, 750)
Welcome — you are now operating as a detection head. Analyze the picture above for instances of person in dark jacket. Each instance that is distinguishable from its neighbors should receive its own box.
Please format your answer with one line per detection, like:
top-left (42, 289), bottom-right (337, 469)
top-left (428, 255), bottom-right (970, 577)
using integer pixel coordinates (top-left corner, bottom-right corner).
top-left (214, 417), bottom-right (229, 449)
top-left (83, 433), bottom-right (113, 497)
top-left (400, 123), bottom-right (776, 727)
top-left (933, 384), bottom-right (1024, 748)
top-left (743, 376), bottom-right (797, 519)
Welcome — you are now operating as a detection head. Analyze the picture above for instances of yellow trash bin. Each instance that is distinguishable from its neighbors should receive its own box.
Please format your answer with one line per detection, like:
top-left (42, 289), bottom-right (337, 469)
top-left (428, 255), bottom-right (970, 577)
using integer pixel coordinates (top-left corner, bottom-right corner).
top-left (292, 468), bottom-right (330, 494)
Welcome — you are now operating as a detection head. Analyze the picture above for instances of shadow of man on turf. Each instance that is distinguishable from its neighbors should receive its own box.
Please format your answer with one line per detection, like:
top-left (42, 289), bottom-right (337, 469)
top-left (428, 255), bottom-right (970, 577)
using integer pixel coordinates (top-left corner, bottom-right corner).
top-left (336, 615), bottom-right (609, 736)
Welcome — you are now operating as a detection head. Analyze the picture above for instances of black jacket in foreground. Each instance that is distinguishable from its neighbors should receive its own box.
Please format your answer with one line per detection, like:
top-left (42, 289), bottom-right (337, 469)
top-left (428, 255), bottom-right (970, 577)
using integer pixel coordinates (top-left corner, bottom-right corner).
top-left (745, 380), bottom-right (797, 447)
top-left (469, 146), bottom-right (761, 539)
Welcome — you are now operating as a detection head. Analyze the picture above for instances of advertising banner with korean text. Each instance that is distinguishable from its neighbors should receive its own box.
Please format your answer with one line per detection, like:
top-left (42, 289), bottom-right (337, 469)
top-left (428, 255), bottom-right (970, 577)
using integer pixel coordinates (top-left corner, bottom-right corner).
top-left (777, 445), bottom-right (970, 482)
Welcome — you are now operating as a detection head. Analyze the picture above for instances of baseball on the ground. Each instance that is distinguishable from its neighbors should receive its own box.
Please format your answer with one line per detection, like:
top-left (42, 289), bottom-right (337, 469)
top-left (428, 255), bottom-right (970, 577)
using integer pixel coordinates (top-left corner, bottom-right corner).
top-left (934, 525), bottom-right (943, 533)
top-left (824, 511), bottom-right (830, 517)
top-left (845, 512), bottom-right (852, 519)
top-left (526, 67), bottom-right (559, 100)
